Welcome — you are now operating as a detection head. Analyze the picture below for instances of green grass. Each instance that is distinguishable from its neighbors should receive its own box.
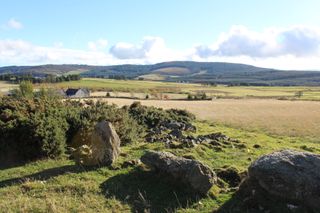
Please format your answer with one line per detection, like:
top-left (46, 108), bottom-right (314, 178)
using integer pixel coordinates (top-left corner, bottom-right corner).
top-left (53, 78), bottom-right (198, 93)
top-left (1, 122), bottom-right (319, 212)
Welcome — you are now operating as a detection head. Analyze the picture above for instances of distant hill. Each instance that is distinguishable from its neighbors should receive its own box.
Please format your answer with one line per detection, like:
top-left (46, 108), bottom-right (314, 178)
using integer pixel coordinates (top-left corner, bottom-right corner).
top-left (1, 61), bottom-right (320, 86)
top-left (0, 64), bottom-right (92, 76)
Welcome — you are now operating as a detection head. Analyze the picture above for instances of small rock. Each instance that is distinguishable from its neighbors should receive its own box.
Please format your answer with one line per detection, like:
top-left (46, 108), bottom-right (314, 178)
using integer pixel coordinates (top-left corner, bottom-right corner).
top-left (146, 137), bottom-right (156, 143)
top-left (164, 121), bottom-right (181, 130)
top-left (169, 129), bottom-right (183, 138)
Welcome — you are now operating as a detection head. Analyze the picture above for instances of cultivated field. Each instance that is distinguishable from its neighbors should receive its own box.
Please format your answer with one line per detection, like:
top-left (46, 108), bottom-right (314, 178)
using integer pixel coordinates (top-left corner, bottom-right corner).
top-left (96, 98), bottom-right (320, 139)
top-left (53, 78), bottom-right (320, 100)
top-left (0, 81), bottom-right (17, 93)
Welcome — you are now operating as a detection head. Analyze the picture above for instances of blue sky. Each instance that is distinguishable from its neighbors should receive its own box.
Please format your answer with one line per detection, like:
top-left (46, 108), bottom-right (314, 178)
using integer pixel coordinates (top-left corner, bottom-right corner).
top-left (1, 0), bottom-right (320, 69)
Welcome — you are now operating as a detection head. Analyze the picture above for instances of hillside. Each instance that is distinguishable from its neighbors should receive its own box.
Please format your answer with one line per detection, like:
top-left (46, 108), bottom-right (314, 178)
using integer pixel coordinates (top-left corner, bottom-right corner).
top-left (0, 64), bottom-right (95, 76)
top-left (1, 61), bottom-right (320, 86)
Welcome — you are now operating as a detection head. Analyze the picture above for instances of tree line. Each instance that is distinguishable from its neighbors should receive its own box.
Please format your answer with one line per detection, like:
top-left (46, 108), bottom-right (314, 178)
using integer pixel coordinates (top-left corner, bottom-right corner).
top-left (0, 74), bottom-right (81, 84)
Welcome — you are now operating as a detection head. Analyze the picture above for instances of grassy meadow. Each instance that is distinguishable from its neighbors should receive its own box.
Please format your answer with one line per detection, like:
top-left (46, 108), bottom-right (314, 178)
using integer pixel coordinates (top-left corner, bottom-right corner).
top-left (1, 121), bottom-right (319, 212)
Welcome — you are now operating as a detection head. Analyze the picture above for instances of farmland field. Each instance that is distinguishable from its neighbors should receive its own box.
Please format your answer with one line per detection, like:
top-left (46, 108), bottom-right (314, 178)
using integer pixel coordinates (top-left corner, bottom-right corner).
top-left (0, 81), bottom-right (18, 93)
top-left (1, 79), bottom-right (320, 138)
top-left (93, 98), bottom-right (320, 139)
top-left (52, 78), bottom-right (320, 100)
top-left (1, 78), bottom-right (320, 138)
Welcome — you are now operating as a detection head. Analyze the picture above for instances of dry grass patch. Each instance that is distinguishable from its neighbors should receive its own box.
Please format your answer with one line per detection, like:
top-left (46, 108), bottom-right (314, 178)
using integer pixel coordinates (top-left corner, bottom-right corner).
top-left (0, 81), bottom-right (18, 92)
top-left (99, 98), bottom-right (320, 139)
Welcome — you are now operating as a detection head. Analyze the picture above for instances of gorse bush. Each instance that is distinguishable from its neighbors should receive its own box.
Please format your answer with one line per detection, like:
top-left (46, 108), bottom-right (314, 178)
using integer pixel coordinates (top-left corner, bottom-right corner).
top-left (65, 100), bottom-right (143, 145)
top-left (128, 101), bottom-right (195, 128)
top-left (0, 96), bottom-right (68, 161)
top-left (0, 92), bottom-right (144, 163)
top-left (166, 108), bottom-right (196, 123)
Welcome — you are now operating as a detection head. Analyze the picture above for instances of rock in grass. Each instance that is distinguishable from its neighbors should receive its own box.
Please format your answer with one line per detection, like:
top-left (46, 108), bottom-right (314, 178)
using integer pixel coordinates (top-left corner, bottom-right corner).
top-left (141, 151), bottom-right (216, 194)
top-left (248, 149), bottom-right (320, 209)
top-left (71, 121), bottom-right (120, 166)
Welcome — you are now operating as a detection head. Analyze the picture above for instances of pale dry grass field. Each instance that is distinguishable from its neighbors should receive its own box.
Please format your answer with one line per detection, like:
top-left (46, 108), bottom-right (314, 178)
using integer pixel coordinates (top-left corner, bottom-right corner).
top-left (0, 81), bottom-right (18, 92)
top-left (96, 98), bottom-right (320, 139)
top-left (90, 91), bottom-right (186, 99)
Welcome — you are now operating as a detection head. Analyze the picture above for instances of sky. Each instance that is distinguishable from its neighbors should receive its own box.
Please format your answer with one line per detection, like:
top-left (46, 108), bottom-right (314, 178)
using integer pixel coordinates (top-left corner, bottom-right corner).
top-left (1, 0), bottom-right (320, 70)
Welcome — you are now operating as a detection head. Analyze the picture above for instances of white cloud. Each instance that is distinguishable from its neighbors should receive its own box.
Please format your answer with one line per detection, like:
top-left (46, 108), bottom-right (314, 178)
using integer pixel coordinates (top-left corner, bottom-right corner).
top-left (194, 25), bottom-right (320, 58)
top-left (109, 41), bottom-right (145, 59)
top-left (1, 26), bottom-right (320, 70)
top-left (87, 39), bottom-right (108, 51)
top-left (109, 36), bottom-right (187, 63)
top-left (0, 39), bottom-right (115, 65)
top-left (109, 37), bottom-right (163, 59)
top-left (6, 18), bottom-right (23, 30)
top-left (53, 42), bottom-right (64, 48)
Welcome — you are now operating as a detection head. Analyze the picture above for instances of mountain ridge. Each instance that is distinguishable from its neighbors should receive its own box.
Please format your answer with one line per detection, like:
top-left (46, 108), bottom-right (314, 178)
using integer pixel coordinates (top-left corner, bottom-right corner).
top-left (1, 61), bottom-right (320, 86)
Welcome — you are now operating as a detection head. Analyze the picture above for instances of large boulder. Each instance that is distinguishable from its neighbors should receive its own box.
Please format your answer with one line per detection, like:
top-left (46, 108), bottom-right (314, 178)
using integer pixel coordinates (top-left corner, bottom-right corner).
top-left (71, 121), bottom-right (121, 166)
top-left (248, 149), bottom-right (320, 209)
top-left (141, 151), bottom-right (216, 194)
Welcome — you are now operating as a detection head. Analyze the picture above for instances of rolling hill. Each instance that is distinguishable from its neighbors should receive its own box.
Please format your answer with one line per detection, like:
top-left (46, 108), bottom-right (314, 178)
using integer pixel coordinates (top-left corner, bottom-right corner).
top-left (1, 61), bottom-right (320, 86)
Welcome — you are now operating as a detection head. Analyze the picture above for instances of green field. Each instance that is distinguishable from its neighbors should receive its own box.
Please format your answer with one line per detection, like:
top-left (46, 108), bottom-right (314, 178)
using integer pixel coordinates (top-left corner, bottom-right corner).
top-left (1, 78), bottom-right (320, 100)
top-left (53, 78), bottom-right (193, 93)
top-left (1, 122), bottom-right (319, 212)
top-left (52, 78), bottom-right (320, 100)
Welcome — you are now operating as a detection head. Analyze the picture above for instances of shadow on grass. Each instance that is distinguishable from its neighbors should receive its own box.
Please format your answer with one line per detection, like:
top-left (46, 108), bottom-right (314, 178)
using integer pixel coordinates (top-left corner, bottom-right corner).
top-left (0, 164), bottom-right (95, 188)
top-left (0, 149), bottom-right (27, 170)
top-left (100, 168), bottom-right (202, 213)
top-left (0, 161), bottom-right (26, 170)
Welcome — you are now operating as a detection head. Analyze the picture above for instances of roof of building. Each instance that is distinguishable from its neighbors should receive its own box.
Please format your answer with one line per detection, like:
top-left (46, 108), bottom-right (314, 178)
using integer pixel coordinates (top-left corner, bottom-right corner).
top-left (65, 88), bottom-right (79, 96)
top-left (65, 88), bottom-right (89, 96)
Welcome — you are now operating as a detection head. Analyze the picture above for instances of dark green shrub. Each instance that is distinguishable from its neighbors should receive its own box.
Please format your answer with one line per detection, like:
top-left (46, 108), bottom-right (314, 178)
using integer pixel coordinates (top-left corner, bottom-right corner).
top-left (0, 93), bottom-right (194, 164)
top-left (0, 97), bottom-right (144, 163)
top-left (64, 100), bottom-right (143, 145)
top-left (0, 96), bottom-right (68, 161)
top-left (166, 108), bottom-right (196, 123)
top-left (128, 101), bottom-right (195, 128)
top-left (128, 102), bottom-right (168, 128)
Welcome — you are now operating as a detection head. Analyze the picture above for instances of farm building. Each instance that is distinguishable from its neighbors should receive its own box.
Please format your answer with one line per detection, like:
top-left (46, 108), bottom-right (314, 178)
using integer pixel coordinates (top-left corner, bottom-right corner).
top-left (65, 88), bottom-right (90, 98)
